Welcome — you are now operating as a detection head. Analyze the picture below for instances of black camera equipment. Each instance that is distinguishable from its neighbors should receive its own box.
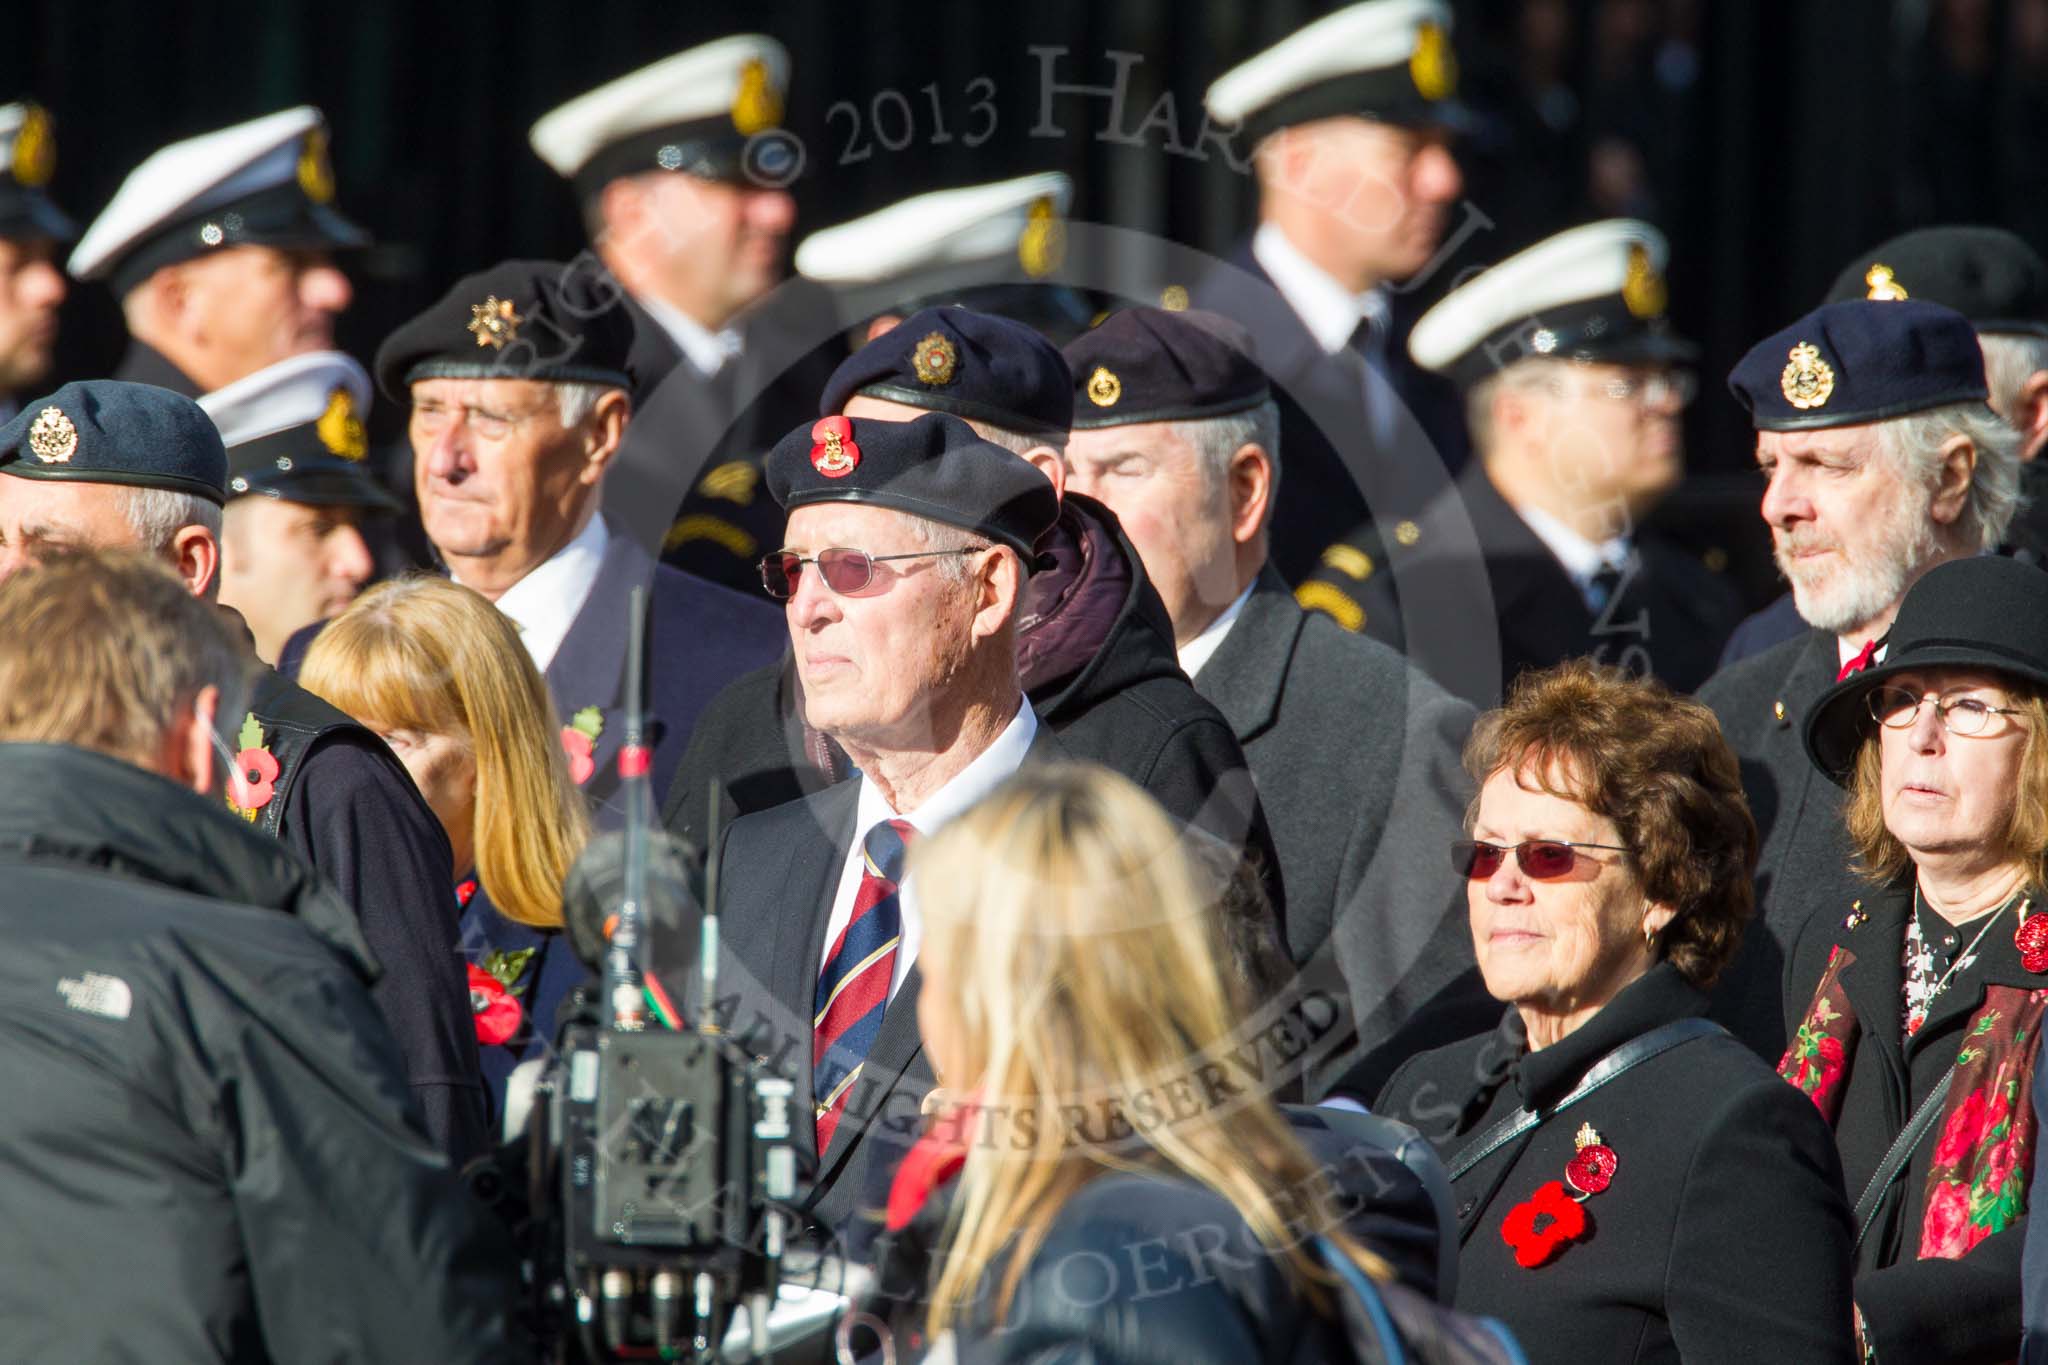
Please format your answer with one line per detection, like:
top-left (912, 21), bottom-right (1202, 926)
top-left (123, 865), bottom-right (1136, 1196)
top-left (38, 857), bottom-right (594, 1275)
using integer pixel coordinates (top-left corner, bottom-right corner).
top-left (523, 587), bottom-right (863, 1362)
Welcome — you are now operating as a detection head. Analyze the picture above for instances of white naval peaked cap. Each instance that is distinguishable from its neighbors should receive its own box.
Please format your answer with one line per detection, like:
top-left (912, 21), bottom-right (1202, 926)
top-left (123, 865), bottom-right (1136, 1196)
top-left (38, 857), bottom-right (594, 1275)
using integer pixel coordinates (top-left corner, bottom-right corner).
top-left (1408, 219), bottom-right (1693, 387)
top-left (529, 35), bottom-right (791, 193)
top-left (1205, 0), bottom-right (1457, 137)
top-left (0, 102), bottom-right (74, 241)
top-left (794, 173), bottom-right (1073, 286)
top-left (198, 350), bottom-right (370, 448)
top-left (68, 106), bottom-right (365, 292)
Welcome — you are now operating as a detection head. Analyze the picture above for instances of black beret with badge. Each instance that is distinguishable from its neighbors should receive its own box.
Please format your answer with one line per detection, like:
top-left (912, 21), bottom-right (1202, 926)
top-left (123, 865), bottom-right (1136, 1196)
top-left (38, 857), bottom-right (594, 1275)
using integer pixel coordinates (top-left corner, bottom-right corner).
top-left (374, 258), bottom-right (637, 399)
top-left (0, 379), bottom-right (226, 502)
top-left (198, 351), bottom-right (398, 510)
top-left (819, 305), bottom-right (1073, 438)
top-left (67, 107), bottom-right (366, 297)
top-left (1062, 306), bottom-right (1270, 429)
top-left (0, 102), bottom-right (74, 242)
top-left (765, 411), bottom-right (1058, 561)
top-left (1727, 299), bottom-right (1988, 432)
top-left (529, 35), bottom-right (792, 203)
top-left (1204, 0), bottom-right (1461, 145)
top-left (1407, 219), bottom-right (1694, 388)
top-left (1824, 225), bottom-right (2048, 338)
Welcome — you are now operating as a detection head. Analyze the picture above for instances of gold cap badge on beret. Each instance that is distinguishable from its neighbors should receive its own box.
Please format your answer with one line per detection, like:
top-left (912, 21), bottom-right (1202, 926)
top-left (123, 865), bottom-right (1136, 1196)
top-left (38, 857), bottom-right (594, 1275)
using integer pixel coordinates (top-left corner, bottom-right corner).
top-left (12, 104), bottom-right (54, 188)
top-left (912, 332), bottom-right (958, 386)
top-left (296, 127), bottom-right (336, 205)
top-left (1410, 22), bottom-right (1458, 102)
top-left (1864, 263), bottom-right (1909, 301)
top-left (468, 295), bottom-right (523, 350)
top-left (316, 387), bottom-right (368, 461)
top-left (1781, 341), bottom-right (1835, 410)
top-left (1622, 242), bottom-right (1667, 320)
top-left (27, 406), bottom-right (77, 463)
top-left (1086, 366), bottom-right (1122, 408)
top-left (731, 58), bottom-right (783, 136)
top-left (1159, 284), bottom-right (1190, 312)
top-left (1018, 197), bottom-right (1065, 279)
top-left (1393, 519), bottom-right (1422, 547)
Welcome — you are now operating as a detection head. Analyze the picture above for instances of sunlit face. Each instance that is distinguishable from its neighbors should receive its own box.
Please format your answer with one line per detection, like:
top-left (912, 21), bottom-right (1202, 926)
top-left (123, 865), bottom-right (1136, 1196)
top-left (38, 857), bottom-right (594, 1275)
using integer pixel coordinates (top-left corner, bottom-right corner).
top-left (219, 497), bottom-right (375, 664)
top-left (0, 477), bottom-right (148, 580)
top-left (373, 724), bottom-right (477, 878)
top-left (410, 378), bottom-right (595, 580)
top-left (1264, 117), bottom-right (1464, 283)
top-left (618, 172), bottom-right (795, 329)
top-left (1520, 362), bottom-right (1687, 515)
top-left (781, 502), bottom-right (987, 751)
top-left (0, 236), bottom-right (65, 393)
top-left (1468, 764), bottom-right (1655, 1028)
top-left (1757, 424), bottom-right (1938, 635)
top-left (1064, 420), bottom-right (1239, 644)
top-left (1878, 667), bottom-right (2032, 866)
top-left (173, 246), bottom-right (352, 390)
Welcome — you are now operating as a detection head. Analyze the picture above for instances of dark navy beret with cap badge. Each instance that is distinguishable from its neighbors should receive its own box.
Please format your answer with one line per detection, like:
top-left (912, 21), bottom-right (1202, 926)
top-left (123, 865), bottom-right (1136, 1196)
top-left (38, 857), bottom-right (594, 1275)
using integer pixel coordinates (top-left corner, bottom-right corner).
top-left (198, 351), bottom-right (397, 511)
top-left (1825, 225), bottom-right (2048, 338)
top-left (819, 305), bottom-right (1073, 438)
top-left (67, 107), bottom-right (365, 297)
top-left (765, 411), bottom-right (1059, 562)
top-left (1727, 299), bottom-right (1989, 432)
top-left (373, 258), bottom-right (637, 400)
top-left (1062, 306), bottom-right (1270, 429)
top-left (0, 102), bottom-right (74, 242)
top-left (0, 379), bottom-right (226, 503)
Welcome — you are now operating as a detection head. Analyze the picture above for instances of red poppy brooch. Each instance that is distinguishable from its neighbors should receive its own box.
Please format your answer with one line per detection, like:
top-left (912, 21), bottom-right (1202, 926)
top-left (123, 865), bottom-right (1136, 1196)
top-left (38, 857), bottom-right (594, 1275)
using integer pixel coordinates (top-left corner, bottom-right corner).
top-left (468, 947), bottom-right (534, 1046)
top-left (560, 705), bottom-right (602, 786)
top-left (1500, 1122), bottom-right (1618, 1268)
top-left (2015, 900), bottom-right (2047, 973)
top-left (225, 712), bottom-right (279, 820)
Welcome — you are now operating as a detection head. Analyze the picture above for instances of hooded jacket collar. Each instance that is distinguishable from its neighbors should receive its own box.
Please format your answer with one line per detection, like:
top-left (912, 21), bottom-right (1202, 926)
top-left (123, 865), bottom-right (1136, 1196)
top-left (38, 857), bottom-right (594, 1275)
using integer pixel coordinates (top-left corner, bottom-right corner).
top-left (0, 743), bottom-right (377, 978)
top-left (1022, 493), bottom-right (1187, 719)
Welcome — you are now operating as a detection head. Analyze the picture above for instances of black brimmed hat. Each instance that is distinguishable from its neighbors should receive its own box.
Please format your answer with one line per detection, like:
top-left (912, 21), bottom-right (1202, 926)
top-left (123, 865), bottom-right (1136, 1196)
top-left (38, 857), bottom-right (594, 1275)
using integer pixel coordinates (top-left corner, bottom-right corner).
top-left (199, 352), bottom-right (398, 511)
top-left (1824, 226), bottom-right (2048, 339)
top-left (1805, 556), bottom-right (2048, 783)
top-left (374, 258), bottom-right (636, 399)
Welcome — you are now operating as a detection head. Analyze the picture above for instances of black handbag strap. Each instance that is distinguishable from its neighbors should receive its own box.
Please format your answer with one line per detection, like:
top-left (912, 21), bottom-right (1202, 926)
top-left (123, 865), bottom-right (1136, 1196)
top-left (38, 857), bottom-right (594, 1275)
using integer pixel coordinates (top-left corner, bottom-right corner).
top-left (1851, 1063), bottom-right (1957, 1253)
top-left (1444, 1016), bottom-right (1725, 1183)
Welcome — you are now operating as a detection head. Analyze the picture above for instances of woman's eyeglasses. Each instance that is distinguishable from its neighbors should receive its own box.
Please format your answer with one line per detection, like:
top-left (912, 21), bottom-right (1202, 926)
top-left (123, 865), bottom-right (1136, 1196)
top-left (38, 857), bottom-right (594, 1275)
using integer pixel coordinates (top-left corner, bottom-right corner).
top-left (1451, 838), bottom-right (1629, 880)
top-left (1866, 686), bottom-right (2026, 737)
top-left (758, 546), bottom-right (987, 600)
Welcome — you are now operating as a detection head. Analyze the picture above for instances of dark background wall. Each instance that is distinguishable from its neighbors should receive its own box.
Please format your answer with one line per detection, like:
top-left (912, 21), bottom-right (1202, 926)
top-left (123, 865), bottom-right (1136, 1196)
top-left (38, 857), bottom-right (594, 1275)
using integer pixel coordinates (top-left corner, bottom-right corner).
top-left (8, 0), bottom-right (2044, 598)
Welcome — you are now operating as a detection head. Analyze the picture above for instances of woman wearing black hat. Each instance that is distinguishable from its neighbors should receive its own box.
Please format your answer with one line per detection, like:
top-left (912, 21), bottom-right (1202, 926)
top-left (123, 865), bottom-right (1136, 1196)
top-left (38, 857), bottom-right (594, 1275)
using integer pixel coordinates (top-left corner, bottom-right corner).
top-left (1784, 553), bottom-right (2048, 1363)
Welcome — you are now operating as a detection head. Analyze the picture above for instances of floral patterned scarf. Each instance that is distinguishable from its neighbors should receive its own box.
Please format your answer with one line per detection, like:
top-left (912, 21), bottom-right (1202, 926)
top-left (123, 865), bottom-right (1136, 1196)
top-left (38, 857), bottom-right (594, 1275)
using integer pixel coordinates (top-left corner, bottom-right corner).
top-left (1780, 944), bottom-right (2046, 1259)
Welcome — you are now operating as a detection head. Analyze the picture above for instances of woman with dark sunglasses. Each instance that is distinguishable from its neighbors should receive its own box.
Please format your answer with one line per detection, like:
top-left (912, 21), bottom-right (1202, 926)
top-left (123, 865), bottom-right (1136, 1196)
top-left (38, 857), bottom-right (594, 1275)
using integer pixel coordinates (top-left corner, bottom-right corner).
top-left (1377, 660), bottom-right (1856, 1365)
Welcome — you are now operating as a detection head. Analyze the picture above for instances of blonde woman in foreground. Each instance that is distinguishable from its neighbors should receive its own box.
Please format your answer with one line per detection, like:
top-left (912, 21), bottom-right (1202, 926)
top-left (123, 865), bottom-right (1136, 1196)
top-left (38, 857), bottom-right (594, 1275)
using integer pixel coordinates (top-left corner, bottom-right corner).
top-left (865, 762), bottom-right (1525, 1364)
top-left (301, 575), bottom-right (588, 1123)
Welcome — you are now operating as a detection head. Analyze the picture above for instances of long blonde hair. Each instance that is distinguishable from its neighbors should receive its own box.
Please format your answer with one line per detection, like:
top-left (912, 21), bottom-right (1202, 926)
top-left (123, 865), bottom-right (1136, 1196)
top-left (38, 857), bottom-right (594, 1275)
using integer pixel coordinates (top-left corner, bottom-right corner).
top-left (910, 763), bottom-right (1389, 1337)
top-left (300, 575), bottom-right (588, 926)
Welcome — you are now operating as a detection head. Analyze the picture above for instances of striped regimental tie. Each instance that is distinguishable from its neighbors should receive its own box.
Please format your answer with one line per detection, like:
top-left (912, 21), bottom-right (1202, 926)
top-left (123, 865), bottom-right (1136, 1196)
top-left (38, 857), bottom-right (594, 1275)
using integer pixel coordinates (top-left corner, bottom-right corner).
top-left (813, 818), bottom-right (915, 1154)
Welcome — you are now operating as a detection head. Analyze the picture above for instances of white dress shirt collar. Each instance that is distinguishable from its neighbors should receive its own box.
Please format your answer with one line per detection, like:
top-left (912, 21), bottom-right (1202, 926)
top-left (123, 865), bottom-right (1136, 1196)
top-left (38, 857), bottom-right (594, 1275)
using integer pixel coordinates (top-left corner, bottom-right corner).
top-left (1517, 500), bottom-right (1631, 590)
top-left (1178, 580), bottom-right (1257, 680)
top-left (635, 290), bottom-right (742, 377)
top-left (823, 695), bottom-right (1039, 996)
top-left (465, 512), bottom-right (610, 673)
top-left (1253, 222), bottom-right (1390, 356)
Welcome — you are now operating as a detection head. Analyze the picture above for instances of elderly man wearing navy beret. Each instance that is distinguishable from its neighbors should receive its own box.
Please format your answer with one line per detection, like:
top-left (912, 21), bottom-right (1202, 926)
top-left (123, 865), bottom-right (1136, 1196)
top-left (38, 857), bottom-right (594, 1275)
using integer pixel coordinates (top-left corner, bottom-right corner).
top-left (1701, 298), bottom-right (2024, 1058)
top-left (666, 410), bottom-right (1069, 1237)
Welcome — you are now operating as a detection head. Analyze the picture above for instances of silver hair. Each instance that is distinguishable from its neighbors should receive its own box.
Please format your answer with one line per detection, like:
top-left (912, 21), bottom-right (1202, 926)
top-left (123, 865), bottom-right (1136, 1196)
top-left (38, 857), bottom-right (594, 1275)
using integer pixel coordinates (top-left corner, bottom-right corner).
top-left (1169, 398), bottom-right (1283, 523)
top-left (971, 421), bottom-right (1068, 464)
top-left (1875, 400), bottom-right (2023, 551)
top-left (555, 381), bottom-right (625, 428)
top-left (123, 486), bottom-right (222, 555)
top-left (1980, 333), bottom-right (2048, 422)
top-left (900, 513), bottom-right (985, 586)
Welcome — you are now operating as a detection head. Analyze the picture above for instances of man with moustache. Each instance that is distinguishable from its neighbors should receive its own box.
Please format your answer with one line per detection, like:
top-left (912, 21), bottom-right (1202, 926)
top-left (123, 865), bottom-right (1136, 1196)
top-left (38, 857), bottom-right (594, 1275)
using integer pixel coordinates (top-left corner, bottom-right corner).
top-left (1194, 0), bottom-right (1472, 583)
top-left (67, 107), bottom-right (362, 398)
top-left (1700, 299), bottom-right (2022, 1057)
top-left (1298, 220), bottom-right (1741, 706)
top-left (0, 103), bottom-right (71, 423)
